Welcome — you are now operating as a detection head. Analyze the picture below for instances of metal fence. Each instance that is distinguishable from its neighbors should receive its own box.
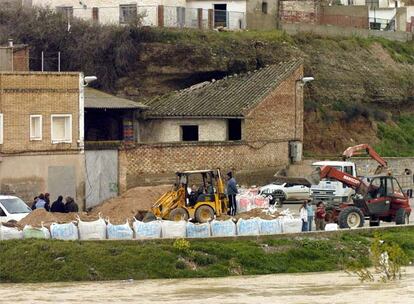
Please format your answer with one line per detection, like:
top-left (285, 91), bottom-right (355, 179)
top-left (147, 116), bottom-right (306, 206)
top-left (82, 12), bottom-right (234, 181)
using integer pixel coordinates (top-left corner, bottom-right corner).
top-left (60, 4), bottom-right (245, 30)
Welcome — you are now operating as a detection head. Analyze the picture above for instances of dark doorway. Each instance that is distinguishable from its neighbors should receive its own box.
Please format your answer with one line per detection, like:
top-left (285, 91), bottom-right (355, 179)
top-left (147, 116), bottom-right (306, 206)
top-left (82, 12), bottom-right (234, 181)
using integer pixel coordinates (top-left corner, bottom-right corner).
top-left (181, 125), bottom-right (199, 141)
top-left (214, 4), bottom-right (227, 28)
top-left (228, 119), bottom-right (242, 141)
top-left (85, 109), bottom-right (124, 141)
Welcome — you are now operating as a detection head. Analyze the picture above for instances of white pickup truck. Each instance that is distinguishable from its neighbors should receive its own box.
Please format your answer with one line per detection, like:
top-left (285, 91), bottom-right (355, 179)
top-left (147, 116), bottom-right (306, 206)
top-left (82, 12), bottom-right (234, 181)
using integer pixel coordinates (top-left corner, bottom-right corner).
top-left (0, 195), bottom-right (32, 223)
top-left (311, 161), bottom-right (357, 205)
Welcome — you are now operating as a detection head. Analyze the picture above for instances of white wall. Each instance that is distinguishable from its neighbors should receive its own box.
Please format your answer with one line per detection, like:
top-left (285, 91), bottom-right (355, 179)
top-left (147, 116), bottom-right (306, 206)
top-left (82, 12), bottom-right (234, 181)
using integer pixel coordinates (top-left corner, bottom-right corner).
top-left (140, 118), bottom-right (229, 142)
top-left (340, 0), bottom-right (402, 8)
top-left (407, 6), bottom-right (414, 22)
top-left (31, 0), bottom-right (186, 25)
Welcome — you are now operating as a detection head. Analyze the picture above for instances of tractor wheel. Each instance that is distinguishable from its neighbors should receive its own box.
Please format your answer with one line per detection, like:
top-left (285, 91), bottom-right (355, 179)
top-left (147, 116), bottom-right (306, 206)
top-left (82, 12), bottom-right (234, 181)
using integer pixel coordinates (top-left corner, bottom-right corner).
top-left (195, 205), bottom-right (214, 223)
top-left (169, 208), bottom-right (189, 221)
top-left (338, 206), bottom-right (364, 229)
top-left (395, 208), bottom-right (409, 225)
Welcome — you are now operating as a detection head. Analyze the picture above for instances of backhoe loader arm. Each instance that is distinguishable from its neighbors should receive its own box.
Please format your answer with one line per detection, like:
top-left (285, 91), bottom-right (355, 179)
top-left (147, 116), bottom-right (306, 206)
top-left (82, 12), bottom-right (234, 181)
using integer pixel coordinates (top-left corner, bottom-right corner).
top-left (342, 144), bottom-right (388, 169)
top-left (319, 165), bottom-right (369, 196)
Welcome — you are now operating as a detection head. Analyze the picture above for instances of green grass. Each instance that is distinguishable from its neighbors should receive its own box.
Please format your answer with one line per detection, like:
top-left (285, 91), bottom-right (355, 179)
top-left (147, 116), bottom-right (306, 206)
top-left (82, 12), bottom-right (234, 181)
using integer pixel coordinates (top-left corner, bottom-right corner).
top-left (375, 115), bottom-right (414, 156)
top-left (1, 227), bottom-right (413, 283)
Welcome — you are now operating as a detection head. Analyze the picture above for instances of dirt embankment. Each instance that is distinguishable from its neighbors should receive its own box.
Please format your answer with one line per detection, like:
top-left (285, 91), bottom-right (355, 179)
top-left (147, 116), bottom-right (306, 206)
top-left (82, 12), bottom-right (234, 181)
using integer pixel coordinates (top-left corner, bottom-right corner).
top-left (18, 185), bottom-right (171, 227)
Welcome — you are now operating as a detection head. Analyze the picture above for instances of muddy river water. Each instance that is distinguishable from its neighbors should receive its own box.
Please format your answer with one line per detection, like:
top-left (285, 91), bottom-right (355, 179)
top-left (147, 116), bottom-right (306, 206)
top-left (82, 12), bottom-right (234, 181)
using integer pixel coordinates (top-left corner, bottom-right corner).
top-left (2, 267), bottom-right (413, 304)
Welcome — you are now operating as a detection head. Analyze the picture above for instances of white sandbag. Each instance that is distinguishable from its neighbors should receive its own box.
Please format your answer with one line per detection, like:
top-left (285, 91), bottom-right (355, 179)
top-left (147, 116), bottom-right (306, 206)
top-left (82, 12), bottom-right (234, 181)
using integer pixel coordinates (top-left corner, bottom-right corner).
top-left (107, 220), bottom-right (133, 240)
top-left (253, 195), bottom-right (270, 209)
top-left (23, 225), bottom-right (51, 239)
top-left (0, 225), bottom-right (23, 240)
top-left (210, 219), bottom-right (236, 237)
top-left (281, 217), bottom-right (302, 233)
top-left (325, 223), bottom-right (339, 231)
top-left (259, 219), bottom-right (282, 235)
top-left (77, 217), bottom-right (107, 240)
top-left (237, 218), bottom-right (260, 236)
top-left (236, 195), bottom-right (253, 213)
top-left (161, 220), bottom-right (187, 238)
top-left (186, 222), bottom-right (211, 238)
top-left (133, 220), bottom-right (162, 239)
top-left (50, 222), bottom-right (78, 240)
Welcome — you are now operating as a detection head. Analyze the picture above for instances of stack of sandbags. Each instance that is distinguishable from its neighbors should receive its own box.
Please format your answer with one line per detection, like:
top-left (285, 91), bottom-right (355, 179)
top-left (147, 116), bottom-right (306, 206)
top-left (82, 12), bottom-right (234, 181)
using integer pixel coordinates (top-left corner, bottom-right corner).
top-left (237, 218), bottom-right (260, 236)
top-left (161, 220), bottom-right (187, 238)
top-left (259, 219), bottom-right (282, 235)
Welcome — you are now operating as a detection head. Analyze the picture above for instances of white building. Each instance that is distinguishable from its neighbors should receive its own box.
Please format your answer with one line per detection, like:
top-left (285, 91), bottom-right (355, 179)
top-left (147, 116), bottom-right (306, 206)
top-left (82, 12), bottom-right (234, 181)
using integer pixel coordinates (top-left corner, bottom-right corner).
top-left (31, 0), bottom-right (246, 29)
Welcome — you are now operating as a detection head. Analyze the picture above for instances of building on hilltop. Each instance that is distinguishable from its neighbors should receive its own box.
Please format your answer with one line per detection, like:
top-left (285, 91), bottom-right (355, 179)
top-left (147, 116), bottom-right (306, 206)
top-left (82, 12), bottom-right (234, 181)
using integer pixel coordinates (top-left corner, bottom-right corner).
top-left (117, 59), bottom-right (308, 191)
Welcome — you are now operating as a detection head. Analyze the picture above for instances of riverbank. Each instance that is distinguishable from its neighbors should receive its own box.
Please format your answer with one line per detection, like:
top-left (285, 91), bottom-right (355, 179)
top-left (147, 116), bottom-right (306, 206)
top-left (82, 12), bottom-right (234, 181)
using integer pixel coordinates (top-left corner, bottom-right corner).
top-left (1, 226), bottom-right (413, 283)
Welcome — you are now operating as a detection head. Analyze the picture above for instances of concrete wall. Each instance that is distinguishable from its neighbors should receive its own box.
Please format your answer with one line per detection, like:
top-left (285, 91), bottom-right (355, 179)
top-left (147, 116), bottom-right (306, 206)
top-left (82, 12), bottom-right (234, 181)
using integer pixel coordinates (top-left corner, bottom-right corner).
top-left (281, 22), bottom-right (413, 41)
top-left (0, 153), bottom-right (85, 208)
top-left (0, 72), bottom-right (81, 153)
top-left (140, 118), bottom-right (230, 142)
top-left (245, 0), bottom-right (278, 30)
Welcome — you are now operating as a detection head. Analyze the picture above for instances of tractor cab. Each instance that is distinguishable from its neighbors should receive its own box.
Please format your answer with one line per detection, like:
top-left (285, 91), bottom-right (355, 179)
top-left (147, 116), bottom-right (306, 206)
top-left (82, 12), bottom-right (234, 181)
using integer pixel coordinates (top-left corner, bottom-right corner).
top-left (355, 175), bottom-right (410, 219)
top-left (151, 169), bottom-right (229, 223)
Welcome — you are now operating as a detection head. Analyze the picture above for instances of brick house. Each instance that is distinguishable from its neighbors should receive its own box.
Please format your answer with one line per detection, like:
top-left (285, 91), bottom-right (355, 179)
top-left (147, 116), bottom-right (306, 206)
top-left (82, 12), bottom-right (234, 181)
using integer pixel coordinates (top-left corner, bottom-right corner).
top-left (119, 59), bottom-right (305, 191)
top-left (0, 71), bottom-right (86, 206)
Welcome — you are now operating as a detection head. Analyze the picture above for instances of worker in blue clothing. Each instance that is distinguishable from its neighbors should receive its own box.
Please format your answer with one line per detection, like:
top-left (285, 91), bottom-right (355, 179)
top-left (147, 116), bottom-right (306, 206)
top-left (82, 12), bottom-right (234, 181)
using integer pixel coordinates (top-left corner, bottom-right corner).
top-left (226, 171), bottom-right (238, 216)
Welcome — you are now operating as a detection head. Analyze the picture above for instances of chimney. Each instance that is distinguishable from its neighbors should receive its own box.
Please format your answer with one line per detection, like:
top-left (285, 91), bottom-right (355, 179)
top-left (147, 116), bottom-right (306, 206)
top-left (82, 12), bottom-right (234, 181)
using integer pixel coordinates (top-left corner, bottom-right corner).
top-left (8, 39), bottom-right (13, 48)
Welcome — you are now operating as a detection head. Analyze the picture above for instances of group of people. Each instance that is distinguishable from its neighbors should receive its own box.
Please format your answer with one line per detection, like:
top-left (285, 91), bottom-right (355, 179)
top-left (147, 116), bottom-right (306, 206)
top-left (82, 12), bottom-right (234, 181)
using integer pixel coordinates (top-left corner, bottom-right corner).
top-left (299, 200), bottom-right (327, 232)
top-left (31, 193), bottom-right (79, 213)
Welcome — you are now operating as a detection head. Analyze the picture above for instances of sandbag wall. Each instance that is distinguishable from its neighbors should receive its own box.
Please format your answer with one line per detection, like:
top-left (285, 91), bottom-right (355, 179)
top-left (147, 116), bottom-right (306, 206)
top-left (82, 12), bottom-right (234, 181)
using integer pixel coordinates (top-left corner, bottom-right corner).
top-left (0, 217), bottom-right (309, 241)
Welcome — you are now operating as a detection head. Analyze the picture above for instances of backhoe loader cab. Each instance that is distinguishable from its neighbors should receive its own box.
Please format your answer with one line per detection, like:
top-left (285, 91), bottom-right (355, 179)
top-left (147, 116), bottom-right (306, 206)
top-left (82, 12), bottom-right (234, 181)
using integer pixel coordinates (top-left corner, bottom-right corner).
top-left (151, 169), bottom-right (229, 223)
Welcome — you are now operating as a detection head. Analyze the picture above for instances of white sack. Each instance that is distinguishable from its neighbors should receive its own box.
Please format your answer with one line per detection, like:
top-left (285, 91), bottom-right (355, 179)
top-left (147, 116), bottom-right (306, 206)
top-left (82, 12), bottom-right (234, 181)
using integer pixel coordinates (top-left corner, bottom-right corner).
top-left (107, 220), bottom-right (133, 240)
top-left (259, 219), bottom-right (282, 235)
top-left (161, 220), bottom-right (187, 238)
top-left (236, 218), bottom-right (260, 236)
top-left (78, 217), bottom-right (107, 240)
top-left (23, 225), bottom-right (51, 239)
top-left (186, 222), bottom-right (211, 238)
top-left (210, 219), bottom-right (236, 237)
top-left (50, 222), bottom-right (79, 240)
top-left (0, 225), bottom-right (23, 240)
top-left (133, 220), bottom-right (162, 239)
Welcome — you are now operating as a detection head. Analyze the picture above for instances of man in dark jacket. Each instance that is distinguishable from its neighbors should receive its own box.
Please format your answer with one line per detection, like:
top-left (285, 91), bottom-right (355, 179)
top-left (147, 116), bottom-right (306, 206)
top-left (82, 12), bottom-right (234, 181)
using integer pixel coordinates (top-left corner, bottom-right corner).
top-left (51, 196), bottom-right (65, 213)
top-left (65, 196), bottom-right (79, 213)
top-left (44, 193), bottom-right (51, 211)
top-left (226, 171), bottom-right (238, 216)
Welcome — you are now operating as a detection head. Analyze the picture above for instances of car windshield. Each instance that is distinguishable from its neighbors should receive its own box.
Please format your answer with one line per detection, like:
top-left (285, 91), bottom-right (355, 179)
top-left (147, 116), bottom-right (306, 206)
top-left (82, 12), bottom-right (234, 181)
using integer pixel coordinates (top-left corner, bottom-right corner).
top-left (0, 198), bottom-right (31, 214)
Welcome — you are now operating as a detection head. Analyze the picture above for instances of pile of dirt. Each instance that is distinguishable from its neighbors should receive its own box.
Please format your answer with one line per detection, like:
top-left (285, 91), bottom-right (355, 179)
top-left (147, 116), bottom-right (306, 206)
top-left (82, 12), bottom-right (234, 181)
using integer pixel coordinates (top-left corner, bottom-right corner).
top-left (17, 185), bottom-right (172, 227)
top-left (89, 185), bottom-right (171, 224)
top-left (217, 208), bottom-right (279, 221)
top-left (17, 209), bottom-right (94, 228)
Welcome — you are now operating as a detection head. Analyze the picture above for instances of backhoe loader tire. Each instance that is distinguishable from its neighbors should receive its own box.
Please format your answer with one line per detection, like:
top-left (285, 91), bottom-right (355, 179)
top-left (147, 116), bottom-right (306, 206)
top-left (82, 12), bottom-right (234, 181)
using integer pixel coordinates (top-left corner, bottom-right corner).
top-left (395, 208), bottom-right (409, 225)
top-left (195, 205), bottom-right (214, 223)
top-left (338, 206), bottom-right (364, 229)
top-left (169, 208), bottom-right (189, 221)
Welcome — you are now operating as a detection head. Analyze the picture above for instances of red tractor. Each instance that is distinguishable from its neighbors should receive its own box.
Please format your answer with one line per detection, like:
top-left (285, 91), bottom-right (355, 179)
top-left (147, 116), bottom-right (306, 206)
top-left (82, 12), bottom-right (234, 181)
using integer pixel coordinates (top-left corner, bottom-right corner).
top-left (317, 165), bottom-right (411, 228)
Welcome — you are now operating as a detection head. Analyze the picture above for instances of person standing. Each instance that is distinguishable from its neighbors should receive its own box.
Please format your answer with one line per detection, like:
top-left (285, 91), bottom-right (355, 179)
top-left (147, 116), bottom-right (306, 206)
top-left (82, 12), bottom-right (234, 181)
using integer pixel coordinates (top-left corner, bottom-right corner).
top-left (44, 193), bottom-right (51, 212)
top-left (315, 201), bottom-right (326, 231)
top-left (65, 196), bottom-right (79, 213)
top-left (34, 193), bottom-right (47, 210)
top-left (299, 201), bottom-right (308, 232)
top-left (31, 196), bottom-right (38, 210)
top-left (227, 171), bottom-right (238, 216)
top-left (306, 200), bottom-right (314, 231)
top-left (51, 196), bottom-right (66, 213)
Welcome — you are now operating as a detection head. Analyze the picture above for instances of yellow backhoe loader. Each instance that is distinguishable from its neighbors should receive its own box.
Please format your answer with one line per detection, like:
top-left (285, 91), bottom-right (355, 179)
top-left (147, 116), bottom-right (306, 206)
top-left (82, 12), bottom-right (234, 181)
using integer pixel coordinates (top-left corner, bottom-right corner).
top-left (151, 169), bottom-right (229, 223)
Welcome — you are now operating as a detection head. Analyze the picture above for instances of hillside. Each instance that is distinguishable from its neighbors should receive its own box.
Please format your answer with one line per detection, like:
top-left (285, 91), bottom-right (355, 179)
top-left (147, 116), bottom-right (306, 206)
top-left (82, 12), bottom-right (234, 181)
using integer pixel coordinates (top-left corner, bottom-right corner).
top-left (1, 5), bottom-right (414, 156)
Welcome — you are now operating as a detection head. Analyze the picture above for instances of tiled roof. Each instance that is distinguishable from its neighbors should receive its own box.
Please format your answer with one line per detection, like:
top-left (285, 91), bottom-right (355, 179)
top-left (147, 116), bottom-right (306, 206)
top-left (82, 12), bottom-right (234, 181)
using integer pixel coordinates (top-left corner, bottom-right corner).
top-left (85, 88), bottom-right (148, 109)
top-left (143, 59), bottom-right (302, 118)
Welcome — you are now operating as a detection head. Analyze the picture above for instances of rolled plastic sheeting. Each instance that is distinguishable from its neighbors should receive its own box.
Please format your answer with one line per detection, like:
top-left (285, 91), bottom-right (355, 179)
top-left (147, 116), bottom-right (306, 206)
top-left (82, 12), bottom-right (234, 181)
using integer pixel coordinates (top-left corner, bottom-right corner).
top-left (107, 220), bottom-right (133, 240)
top-left (281, 218), bottom-right (302, 233)
top-left (0, 225), bottom-right (23, 240)
top-left (133, 220), bottom-right (162, 239)
top-left (161, 220), bottom-right (187, 238)
top-left (186, 222), bottom-right (211, 238)
top-left (237, 218), bottom-right (260, 236)
top-left (23, 225), bottom-right (51, 239)
top-left (325, 223), bottom-right (339, 231)
top-left (259, 219), bottom-right (282, 235)
top-left (78, 218), bottom-right (107, 240)
top-left (210, 219), bottom-right (236, 237)
top-left (50, 222), bottom-right (79, 240)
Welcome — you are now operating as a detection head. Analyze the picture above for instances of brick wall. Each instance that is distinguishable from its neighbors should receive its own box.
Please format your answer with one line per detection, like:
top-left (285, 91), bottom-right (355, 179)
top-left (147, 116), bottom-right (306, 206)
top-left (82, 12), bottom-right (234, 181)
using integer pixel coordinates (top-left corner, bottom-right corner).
top-left (119, 141), bottom-right (289, 191)
top-left (0, 72), bottom-right (80, 153)
top-left (279, 0), bottom-right (319, 24)
top-left (13, 48), bottom-right (30, 71)
top-left (244, 66), bottom-right (303, 142)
